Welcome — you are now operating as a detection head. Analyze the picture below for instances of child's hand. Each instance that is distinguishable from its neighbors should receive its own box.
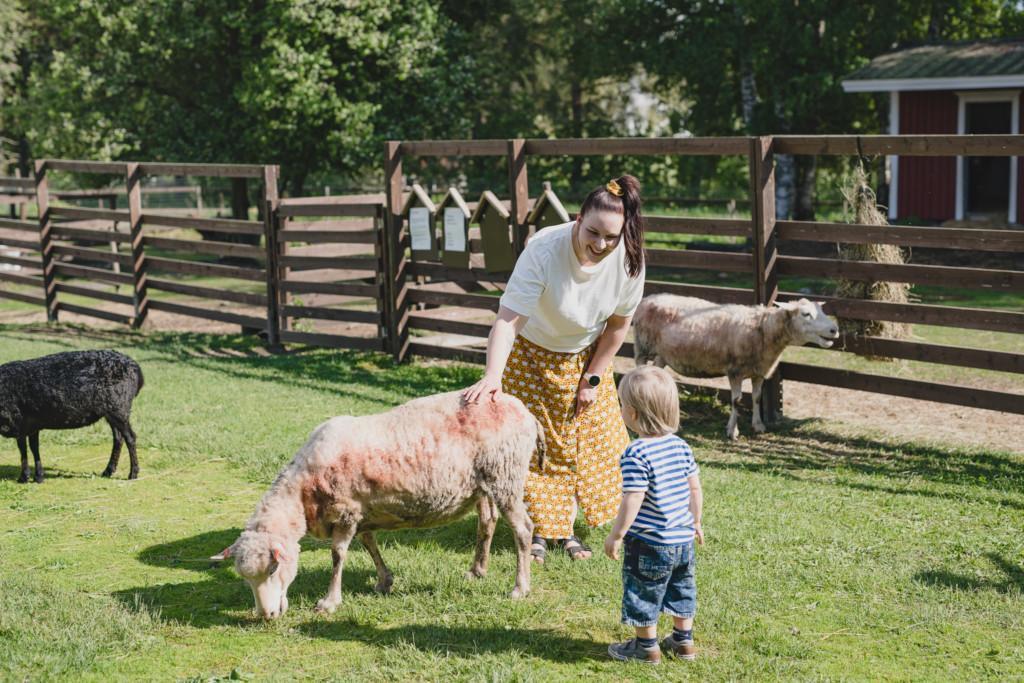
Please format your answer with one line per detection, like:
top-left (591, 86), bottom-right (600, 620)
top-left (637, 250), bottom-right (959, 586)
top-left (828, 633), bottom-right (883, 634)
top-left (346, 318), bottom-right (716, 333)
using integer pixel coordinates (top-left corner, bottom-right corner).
top-left (694, 523), bottom-right (705, 546)
top-left (604, 535), bottom-right (622, 560)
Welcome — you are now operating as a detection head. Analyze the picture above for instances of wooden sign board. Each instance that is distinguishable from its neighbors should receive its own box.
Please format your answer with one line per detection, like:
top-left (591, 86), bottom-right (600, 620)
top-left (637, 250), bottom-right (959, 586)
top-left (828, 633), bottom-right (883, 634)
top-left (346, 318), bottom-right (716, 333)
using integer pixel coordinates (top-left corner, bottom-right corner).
top-left (403, 184), bottom-right (438, 261)
top-left (527, 186), bottom-right (570, 233)
top-left (471, 190), bottom-right (515, 273)
top-left (437, 187), bottom-right (471, 269)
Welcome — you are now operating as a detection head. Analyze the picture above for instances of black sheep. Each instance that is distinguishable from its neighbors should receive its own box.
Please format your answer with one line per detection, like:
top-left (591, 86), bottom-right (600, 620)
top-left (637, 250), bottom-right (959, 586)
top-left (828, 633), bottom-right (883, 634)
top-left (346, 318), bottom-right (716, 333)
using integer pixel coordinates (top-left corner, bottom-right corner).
top-left (0, 350), bottom-right (144, 483)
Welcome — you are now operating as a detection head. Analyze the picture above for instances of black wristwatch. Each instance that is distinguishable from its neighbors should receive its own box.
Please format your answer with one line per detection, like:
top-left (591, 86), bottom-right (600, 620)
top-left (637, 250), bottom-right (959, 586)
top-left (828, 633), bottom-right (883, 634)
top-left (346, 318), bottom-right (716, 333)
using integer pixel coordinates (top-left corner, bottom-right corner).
top-left (584, 372), bottom-right (601, 387)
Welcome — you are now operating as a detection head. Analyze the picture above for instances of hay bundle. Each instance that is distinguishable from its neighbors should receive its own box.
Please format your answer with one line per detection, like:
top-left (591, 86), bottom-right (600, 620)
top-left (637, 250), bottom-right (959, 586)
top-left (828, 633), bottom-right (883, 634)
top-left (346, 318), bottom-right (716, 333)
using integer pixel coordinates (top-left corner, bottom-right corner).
top-left (835, 163), bottom-right (912, 339)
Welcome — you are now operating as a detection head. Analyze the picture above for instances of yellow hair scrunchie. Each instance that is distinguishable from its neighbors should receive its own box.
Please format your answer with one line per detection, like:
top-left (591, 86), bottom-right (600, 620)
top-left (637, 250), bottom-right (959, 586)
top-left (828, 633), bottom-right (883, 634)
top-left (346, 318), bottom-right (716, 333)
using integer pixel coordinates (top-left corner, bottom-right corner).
top-left (606, 179), bottom-right (623, 197)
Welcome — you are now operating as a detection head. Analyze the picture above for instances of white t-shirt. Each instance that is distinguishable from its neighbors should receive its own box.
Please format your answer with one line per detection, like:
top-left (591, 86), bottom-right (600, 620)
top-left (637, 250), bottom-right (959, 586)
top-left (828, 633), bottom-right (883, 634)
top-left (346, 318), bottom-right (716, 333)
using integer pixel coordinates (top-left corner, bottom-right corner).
top-left (499, 222), bottom-right (645, 353)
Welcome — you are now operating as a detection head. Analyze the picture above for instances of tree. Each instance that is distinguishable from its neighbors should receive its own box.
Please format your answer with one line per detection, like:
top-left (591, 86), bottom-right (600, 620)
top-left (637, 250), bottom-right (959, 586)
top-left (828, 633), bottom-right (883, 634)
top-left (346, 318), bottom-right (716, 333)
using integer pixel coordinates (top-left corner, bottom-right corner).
top-left (14, 0), bottom-right (451, 195)
top-left (625, 0), bottom-right (1024, 217)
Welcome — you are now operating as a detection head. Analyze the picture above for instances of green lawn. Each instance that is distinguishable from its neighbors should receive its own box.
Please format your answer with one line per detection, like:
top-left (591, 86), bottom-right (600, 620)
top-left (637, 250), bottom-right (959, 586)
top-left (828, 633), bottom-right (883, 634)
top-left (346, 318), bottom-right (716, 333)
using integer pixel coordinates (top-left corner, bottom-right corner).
top-left (1, 325), bottom-right (1021, 681)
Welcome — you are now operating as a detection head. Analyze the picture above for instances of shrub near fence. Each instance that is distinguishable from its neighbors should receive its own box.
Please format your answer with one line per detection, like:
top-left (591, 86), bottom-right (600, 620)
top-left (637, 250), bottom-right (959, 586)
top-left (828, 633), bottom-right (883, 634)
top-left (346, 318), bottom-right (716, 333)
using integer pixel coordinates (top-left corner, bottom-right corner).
top-left (0, 136), bottom-right (1021, 421)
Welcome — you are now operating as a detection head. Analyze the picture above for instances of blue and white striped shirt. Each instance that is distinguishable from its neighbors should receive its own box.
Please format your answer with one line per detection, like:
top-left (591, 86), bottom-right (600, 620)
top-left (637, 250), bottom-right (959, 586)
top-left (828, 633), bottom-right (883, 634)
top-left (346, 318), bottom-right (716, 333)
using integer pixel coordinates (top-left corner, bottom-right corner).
top-left (620, 434), bottom-right (699, 545)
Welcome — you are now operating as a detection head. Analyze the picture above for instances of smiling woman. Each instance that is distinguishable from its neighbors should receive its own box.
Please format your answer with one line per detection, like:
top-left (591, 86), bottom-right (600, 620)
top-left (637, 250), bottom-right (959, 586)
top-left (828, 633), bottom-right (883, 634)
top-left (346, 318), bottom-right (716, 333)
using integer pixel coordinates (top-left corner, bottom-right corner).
top-left (463, 175), bottom-right (647, 564)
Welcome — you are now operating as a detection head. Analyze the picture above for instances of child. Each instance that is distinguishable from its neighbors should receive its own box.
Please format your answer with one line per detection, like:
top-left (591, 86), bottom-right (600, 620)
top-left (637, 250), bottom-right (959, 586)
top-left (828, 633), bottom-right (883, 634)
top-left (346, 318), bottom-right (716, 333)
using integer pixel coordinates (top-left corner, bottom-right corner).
top-left (604, 365), bottom-right (704, 664)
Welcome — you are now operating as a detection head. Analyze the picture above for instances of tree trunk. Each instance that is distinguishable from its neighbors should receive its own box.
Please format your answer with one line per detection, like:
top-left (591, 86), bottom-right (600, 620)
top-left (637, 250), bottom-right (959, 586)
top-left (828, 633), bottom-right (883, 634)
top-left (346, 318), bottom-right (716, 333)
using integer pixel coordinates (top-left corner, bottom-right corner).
top-left (740, 67), bottom-right (758, 130)
top-left (794, 156), bottom-right (817, 221)
top-left (17, 136), bottom-right (30, 178)
top-left (231, 178), bottom-right (250, 220)
top-left (775, 154), bottom-right (795, 220)
top-left (570, 78), bottom-right (583, 189)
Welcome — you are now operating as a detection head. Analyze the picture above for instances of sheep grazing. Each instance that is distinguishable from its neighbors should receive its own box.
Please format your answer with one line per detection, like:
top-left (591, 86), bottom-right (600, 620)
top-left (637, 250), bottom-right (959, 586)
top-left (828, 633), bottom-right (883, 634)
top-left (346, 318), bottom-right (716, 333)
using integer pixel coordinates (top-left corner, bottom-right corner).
top-left (633, 295), bottom-right (839, 439)
top-left (212, 390), bottom-right (544, 619)
top-left (0, 349), bottom-right (144, 482)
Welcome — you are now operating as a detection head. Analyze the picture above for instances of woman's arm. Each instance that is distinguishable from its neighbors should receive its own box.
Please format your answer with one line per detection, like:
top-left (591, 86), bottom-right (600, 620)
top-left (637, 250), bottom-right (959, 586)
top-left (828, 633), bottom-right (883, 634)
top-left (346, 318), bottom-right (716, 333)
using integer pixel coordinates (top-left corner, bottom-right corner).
top-left (575, 313), bottom-right (632, 415)
top-left (462, 305), bottom-right (528, 403)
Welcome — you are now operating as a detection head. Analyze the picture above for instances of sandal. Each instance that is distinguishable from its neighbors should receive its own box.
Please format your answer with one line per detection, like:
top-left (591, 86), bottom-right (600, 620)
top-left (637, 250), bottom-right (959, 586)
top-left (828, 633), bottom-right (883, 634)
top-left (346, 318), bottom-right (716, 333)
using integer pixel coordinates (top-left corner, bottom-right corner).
top-left (559, 536), bottom-right (592, 561)
top-left (530, 535), bottom-right (547, 564)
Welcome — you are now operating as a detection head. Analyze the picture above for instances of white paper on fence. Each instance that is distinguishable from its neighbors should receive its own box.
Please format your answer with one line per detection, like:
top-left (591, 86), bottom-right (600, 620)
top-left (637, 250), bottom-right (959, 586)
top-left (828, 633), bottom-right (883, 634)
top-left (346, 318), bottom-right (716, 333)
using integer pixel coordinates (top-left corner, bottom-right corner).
top-left (409, 207), bottom-right (432, 251)
top-left (443, 208), bottom-right (466, 252)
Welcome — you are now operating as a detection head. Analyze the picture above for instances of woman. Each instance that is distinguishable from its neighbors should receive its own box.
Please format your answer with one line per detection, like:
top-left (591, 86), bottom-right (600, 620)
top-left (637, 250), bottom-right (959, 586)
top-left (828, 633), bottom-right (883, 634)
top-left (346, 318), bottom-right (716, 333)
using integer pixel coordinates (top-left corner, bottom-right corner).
top-left (464, 175), bottom-right (646, 562)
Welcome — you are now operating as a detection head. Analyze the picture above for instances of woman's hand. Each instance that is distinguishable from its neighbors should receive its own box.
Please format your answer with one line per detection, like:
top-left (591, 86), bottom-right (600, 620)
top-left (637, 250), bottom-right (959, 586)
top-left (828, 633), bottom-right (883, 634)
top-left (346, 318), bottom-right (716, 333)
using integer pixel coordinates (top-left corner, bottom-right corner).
top-left (463, 373), bottom-right (503, 404)
top-left (575, 378), bottom-right (597, 416)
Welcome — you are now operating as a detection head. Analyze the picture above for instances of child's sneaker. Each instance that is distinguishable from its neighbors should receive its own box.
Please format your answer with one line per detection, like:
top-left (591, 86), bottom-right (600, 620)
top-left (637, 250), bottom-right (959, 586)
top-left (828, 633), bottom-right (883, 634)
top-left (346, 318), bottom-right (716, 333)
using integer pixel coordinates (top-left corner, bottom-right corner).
top-left (607, 638), bottom-right (661, 664)
top-left (661, 633), bottom-right (696, 660)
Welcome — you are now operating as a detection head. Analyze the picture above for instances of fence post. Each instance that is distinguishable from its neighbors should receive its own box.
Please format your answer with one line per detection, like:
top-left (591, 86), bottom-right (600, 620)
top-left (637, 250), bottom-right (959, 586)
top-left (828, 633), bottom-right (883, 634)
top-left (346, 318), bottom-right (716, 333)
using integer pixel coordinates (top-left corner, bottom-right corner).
top-left (262, 164), bottom-right (281, 350)
top-left (33, 160), bottom-right (57, 322)
top-left (384, 140), bottom-right (409, 362)
top-left (125, 162), bottom-right (149, 327)
top-left (507, 138), bottom-right (529, 253)
top-left (750, 136), bottom-right (783, 423)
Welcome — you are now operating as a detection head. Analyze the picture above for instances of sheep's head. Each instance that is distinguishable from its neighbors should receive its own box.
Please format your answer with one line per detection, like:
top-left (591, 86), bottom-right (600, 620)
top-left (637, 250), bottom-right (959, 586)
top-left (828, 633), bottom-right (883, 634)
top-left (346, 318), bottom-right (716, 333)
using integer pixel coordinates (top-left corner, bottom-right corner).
top-left (777, 299), bottom-right (839, 348)
top-left (0, 396), bottom-right (18, 438)
top-left (211, 531), bottom-right (299, 619)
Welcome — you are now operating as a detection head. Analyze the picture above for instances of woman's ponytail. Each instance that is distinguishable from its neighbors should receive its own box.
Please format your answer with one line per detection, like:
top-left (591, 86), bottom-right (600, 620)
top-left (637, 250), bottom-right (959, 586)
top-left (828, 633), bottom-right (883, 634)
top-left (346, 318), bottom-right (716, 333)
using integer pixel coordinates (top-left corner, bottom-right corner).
top-left (579, 174), bottom-right (645, 277)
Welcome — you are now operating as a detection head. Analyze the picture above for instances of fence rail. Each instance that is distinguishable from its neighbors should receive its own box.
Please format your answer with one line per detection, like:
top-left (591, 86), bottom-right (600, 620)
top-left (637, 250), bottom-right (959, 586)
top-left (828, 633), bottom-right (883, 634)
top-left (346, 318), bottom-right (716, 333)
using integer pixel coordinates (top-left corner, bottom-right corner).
top-left (1, 138), bottom-right (1021, 420)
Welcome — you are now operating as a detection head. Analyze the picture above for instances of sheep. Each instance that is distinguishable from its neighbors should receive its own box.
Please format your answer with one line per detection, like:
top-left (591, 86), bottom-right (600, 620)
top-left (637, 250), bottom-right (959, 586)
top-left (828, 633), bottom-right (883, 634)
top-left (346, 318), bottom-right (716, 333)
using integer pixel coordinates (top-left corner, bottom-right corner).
top-left (633, 295), bottom-right (839, 439)
top-left (0, 349), bottom-right (144, 482)
top-left (211, 390), bottom-right (544, 619)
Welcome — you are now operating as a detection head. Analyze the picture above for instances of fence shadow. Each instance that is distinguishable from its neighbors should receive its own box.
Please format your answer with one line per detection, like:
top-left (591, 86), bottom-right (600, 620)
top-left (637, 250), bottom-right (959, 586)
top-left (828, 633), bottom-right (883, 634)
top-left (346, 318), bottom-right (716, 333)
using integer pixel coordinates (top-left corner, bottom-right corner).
top-left (915, 552), bottom-right (1024, 594)
top-left (678, 393), bottom-right (1023, 496)
top-left (296, 618), bottom-right (602, 663)
top-left (0, 324), bottom-right (481, 409)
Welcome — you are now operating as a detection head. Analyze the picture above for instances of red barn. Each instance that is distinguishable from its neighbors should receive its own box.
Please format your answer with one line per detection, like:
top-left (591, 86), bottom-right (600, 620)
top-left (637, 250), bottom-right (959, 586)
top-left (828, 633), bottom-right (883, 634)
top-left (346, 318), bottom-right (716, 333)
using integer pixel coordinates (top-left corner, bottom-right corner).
top-left (842, 38), bottom-right (1024, 224)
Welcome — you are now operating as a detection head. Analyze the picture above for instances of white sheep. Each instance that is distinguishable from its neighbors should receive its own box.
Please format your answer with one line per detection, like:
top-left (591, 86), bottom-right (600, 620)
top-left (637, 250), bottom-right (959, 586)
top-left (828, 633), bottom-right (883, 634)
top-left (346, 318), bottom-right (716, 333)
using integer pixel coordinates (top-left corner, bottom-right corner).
top-left (211, 390), bottom-right (543, 618)
top-left (633, 295), bottom-right (839, 439)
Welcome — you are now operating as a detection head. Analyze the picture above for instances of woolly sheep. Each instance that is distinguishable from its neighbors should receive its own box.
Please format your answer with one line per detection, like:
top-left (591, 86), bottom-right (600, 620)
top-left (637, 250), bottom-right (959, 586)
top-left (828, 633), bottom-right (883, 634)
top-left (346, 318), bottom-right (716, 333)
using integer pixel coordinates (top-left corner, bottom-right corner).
top-left (0, 350), bottom-right (144, 482)
top-left (633, 295), bottom-right (839, 439)
top-left (212, 390), bottom-right (544, 619)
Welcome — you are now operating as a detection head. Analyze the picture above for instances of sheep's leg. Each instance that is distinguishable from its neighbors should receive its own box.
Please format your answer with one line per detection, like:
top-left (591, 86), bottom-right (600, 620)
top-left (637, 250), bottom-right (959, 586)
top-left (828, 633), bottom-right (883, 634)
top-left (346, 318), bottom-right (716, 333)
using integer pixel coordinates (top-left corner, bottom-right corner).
top-left (28, 432), bottom-right (42, 483)
top-left (726, 374), bottom-right (743, 440)
top-left (751, 376), bottom-right (766, 434)
top-left (467, 496), bottom-right (499, 580)
top-left (359, 531), bottom-right (393, 594)
top-left (107, 416), bottom-right (139, 480)
top-left (493, 495), bottom-right (534, 599)
top-left (16, 436), bottom-right (29, 483)
top-left (101, 420), bottom-right (124, 477)
top-left (316, 524), bottom-right (356, 614)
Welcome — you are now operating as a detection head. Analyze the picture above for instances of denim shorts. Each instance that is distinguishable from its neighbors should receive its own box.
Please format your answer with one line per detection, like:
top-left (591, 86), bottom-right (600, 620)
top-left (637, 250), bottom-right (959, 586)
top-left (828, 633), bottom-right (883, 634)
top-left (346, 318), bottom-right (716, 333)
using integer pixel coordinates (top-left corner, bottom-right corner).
top-left (621, 536), bottom-right (697, 627)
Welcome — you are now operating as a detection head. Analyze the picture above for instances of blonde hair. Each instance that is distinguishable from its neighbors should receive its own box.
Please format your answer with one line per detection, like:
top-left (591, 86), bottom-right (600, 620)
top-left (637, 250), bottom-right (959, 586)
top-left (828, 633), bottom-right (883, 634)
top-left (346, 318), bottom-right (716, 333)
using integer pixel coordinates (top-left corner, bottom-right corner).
top-left (618, 365), bottom-right (680, 437)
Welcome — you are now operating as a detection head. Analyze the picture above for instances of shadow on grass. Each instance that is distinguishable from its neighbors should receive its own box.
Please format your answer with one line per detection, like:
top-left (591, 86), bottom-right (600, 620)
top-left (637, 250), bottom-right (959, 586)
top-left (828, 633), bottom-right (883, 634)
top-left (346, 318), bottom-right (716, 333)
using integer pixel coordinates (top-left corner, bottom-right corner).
top-left (0, 324), bottom-right (480, 409)
top-left (0, 463), bottom-right (103, 482)
top-left (296, 618), bottom-right (602, 663)
top-left (112, 564), bottom-right (377, 628)
top-left (915, 553), bottom-right (1024, 594)
top-left (134, 520), bottom-right (527, 577)
top-left (680, 395), bottom-right (1024, 506)
top-left (120, 523), bottom-right (533, 629)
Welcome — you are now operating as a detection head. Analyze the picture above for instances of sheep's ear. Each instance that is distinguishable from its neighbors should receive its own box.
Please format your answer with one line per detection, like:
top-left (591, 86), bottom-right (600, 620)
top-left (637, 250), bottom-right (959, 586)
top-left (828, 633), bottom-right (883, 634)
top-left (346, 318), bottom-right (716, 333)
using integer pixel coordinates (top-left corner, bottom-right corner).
top-left (268, 542), bottom-right (286, 576)
top-left (773, 300), bottom-right (794, 310)
top-left (209, 544), bottom-right (234, 562)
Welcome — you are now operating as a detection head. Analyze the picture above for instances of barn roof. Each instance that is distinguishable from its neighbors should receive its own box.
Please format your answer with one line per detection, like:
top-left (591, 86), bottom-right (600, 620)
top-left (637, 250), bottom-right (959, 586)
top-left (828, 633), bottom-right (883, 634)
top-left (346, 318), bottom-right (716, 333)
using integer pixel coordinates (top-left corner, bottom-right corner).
top-left (842, 38), bottom-right (1024, 92)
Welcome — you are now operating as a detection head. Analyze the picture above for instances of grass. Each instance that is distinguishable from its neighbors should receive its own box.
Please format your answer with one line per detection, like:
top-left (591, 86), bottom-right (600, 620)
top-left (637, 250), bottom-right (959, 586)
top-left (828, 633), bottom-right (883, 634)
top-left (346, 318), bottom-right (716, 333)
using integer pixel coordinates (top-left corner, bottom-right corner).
top-left (0, 324), bottom-right (1022, 680)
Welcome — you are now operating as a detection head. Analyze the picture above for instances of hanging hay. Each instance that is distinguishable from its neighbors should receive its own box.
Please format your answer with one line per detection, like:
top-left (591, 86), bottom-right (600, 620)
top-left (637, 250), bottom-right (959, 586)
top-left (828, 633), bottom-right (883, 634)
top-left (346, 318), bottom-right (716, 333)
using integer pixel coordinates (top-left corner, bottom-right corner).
top-left (835, 162), bottom-right (912, 340)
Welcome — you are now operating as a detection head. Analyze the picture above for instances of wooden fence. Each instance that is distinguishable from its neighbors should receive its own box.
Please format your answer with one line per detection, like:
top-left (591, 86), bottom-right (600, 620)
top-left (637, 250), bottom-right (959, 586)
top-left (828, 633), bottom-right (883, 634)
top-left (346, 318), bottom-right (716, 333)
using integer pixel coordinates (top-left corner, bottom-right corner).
top-left (0, 137), bottom-right (1021, 420)
top-left (0, 160), bottom-right (277, 331)
top-left (272, 194), bottom-right (388, 351)
top-left (382, 135), bottom-right (1024, 418)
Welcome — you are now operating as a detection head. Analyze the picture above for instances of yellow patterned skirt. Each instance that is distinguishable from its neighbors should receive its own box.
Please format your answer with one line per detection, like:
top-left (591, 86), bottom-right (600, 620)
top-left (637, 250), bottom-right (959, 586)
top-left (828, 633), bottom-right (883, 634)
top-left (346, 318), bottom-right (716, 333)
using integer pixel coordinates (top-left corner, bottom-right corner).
top-left (503, 335), bottom-right (629, 538)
